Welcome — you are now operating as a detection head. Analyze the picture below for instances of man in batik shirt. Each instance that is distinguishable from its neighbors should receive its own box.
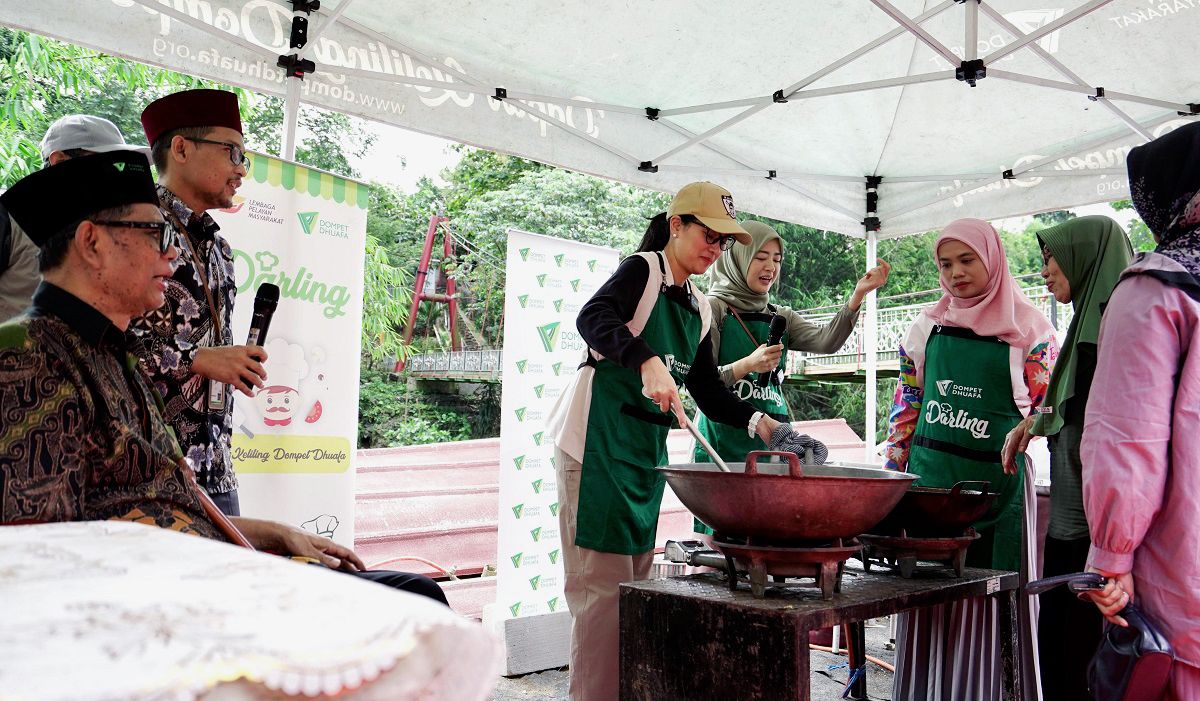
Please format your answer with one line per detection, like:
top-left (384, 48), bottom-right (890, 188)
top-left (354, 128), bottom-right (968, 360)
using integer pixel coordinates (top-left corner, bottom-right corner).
top-left (128, 89), bottom-right (266, 516)
top-left (0, 151), bottom-right (371, 568)
top-left (0, 150), bottom-right (448, 606)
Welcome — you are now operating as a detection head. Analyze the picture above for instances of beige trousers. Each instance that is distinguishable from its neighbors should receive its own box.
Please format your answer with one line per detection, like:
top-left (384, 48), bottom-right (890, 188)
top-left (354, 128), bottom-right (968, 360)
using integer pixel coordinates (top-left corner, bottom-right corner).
top-left (555, 447), bottom-right (655, 701)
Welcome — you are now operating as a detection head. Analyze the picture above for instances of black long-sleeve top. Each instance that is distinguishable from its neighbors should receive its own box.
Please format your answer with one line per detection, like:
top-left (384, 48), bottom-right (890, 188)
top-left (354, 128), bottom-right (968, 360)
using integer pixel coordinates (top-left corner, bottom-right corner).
top-left (575, 255), bottom-right (757, 430)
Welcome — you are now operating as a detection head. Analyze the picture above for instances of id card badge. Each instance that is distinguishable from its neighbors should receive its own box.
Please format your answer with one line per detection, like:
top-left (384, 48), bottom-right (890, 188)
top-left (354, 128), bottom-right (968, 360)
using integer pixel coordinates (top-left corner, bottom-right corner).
top-left (207, 380), bottom-right (227, 412)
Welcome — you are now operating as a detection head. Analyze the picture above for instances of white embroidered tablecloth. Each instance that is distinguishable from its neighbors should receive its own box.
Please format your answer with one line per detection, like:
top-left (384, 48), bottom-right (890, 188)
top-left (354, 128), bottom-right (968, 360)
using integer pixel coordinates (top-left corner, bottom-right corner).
top-left (0, 521), bottom-right (502, 701)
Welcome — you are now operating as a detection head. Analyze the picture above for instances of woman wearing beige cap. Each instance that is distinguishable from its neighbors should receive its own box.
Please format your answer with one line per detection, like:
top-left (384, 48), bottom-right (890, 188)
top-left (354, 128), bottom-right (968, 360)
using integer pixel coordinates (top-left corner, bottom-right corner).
top-left (547, 181), bottom-right (814, 700)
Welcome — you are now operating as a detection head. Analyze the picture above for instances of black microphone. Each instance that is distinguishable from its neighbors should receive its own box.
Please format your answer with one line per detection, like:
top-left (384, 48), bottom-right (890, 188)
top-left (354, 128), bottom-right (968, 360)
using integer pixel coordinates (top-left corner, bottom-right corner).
top-left (756, 314), bottom-right (787, 388)
top-left (246, 283), bottom-right (279, 346)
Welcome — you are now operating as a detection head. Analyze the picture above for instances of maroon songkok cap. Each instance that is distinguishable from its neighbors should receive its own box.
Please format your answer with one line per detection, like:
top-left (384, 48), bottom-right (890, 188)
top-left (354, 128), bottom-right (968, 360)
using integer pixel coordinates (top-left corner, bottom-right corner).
top-left (141, 88), bottom-right (242, 146)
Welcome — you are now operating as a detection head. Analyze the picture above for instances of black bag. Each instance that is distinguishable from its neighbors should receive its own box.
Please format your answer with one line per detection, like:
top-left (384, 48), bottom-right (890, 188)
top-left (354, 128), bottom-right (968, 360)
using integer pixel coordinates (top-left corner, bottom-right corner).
top-left (1026, 572), bottom-right (1174, 701)
top-left (1087, 603), bottom-right (1174, 701)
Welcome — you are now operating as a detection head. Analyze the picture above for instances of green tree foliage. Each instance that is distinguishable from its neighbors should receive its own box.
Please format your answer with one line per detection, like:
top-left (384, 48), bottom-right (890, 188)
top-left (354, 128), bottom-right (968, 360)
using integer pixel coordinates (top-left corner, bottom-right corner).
top-left (1110, 200), bottom-right (1157, 252)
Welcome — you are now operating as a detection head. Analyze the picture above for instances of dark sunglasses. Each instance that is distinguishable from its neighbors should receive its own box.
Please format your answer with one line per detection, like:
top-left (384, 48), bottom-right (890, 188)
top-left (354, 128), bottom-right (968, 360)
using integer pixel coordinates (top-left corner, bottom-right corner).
top-left (692, 223), bottom-right (738, 252)
top-left (184, 136), bottom-right (250, 168)
top-left (92, 220), bottom-right (175, 253)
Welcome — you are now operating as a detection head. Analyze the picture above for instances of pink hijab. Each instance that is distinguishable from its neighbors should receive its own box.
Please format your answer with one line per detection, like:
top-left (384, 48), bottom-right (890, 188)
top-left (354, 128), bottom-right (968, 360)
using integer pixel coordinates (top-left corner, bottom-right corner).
top-left (922, 218), bottom-right (1053, 348)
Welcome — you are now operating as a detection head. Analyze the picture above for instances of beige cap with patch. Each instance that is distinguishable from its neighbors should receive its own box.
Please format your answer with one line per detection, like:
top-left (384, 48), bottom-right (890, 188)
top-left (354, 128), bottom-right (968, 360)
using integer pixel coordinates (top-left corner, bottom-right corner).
top-left (667, 181), bottom-right (751, 243)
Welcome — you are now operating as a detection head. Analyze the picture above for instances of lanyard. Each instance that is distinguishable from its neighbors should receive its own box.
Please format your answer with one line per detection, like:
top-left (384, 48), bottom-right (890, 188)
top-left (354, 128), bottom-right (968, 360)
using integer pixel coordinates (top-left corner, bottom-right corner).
top-left (728, 306), bottom-right (764, 345)
top-left (166, 209), bottom-right (224, 345)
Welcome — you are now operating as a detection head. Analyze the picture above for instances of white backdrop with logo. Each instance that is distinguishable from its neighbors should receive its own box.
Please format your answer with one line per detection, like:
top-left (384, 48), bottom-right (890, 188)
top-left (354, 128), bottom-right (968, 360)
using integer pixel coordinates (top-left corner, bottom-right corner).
top-left (210, 152), bottom-right (368, 546)
top-left (496, 230), bottom-right (618, 620)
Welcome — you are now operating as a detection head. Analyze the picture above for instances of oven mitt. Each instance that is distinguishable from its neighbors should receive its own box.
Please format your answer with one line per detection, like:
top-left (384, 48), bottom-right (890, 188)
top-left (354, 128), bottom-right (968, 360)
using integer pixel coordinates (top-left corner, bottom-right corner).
top-left (768, 423), bottom-right (829, 465)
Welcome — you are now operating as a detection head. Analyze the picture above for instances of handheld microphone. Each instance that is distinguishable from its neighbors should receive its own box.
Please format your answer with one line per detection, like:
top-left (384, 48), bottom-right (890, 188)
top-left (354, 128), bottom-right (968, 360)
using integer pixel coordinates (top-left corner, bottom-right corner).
top-left (246, 283), bottom-right (279, 346)
top-left (756, 314), bottom-right (787, 388)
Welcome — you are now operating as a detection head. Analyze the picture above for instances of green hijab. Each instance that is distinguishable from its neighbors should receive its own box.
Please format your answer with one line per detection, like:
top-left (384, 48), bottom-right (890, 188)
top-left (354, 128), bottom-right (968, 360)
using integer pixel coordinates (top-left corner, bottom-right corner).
top-left (708, 220), bottom-right (783, 312)
top-left (1031, 215), bottom-right (1133, 437)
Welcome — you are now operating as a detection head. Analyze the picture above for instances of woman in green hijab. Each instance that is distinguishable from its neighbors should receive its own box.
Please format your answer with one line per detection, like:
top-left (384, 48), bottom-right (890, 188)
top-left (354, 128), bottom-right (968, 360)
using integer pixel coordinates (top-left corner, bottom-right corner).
top-left (690, 220), bottom-right (890, 530)
top-left (1001, 214), bottom-right (1133, 701)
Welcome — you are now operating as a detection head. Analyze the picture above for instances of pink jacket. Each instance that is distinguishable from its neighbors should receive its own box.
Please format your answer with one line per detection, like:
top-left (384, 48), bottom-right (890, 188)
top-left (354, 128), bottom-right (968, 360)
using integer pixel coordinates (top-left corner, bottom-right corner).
top-left (1082, 252), bottom-right (1200, 667)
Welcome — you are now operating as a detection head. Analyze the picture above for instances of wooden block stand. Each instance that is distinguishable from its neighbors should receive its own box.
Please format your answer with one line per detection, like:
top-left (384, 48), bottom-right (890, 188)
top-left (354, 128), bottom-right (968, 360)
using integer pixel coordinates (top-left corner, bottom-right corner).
top-left (620, 563), bottom-right (1022, 701)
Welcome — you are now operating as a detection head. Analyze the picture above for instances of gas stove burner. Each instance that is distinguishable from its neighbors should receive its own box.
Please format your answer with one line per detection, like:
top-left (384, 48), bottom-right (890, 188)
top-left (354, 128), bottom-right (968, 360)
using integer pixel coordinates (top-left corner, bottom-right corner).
top-left (662, 537), bottom-right (860, 600)
top-left (858, 529), bottom-right (980, 578)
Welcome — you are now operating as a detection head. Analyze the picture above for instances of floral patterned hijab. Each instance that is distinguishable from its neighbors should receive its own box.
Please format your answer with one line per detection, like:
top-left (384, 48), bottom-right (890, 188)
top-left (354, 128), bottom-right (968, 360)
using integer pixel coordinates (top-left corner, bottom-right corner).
top-left (1127, 121), bottom-right (1200, 285)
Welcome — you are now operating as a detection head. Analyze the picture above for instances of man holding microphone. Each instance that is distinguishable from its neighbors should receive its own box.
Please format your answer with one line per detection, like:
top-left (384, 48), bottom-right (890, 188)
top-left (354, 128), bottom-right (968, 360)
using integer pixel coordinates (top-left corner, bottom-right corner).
top-left (128, 89), bottom-right (265, 516)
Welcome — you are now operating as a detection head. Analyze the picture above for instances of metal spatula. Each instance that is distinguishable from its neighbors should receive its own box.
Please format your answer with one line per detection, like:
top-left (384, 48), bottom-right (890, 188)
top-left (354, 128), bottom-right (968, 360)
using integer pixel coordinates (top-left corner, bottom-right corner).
top-left (681, 413), bottom-right (731, 473)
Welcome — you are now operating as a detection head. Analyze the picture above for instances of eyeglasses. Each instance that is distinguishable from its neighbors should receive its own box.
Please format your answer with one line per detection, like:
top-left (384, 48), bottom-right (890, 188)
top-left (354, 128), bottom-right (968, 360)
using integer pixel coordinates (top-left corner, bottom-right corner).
top-left (92, 219), bottom-right (175, 253)
top-left (693, 223), bottom-right (738, 252)
top-left (184, 137), bottom-right (250, 168)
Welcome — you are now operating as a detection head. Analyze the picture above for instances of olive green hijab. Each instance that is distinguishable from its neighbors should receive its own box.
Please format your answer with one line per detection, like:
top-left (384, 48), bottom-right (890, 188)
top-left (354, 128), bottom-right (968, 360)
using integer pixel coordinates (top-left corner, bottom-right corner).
top-left (1031, 215), bottom-right (1133, 437)
top-left (708, 220), bottom-right (782, 312)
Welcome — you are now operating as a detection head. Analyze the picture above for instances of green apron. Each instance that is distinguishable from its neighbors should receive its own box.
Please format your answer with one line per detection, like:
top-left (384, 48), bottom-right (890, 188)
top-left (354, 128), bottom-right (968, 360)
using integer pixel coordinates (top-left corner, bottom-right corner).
top-left (576, 280), bottom-right (702, 555)
top-left (908, 325), bottom-right (1025, 571)
top-left (691, 311), bottom-right (788, 533)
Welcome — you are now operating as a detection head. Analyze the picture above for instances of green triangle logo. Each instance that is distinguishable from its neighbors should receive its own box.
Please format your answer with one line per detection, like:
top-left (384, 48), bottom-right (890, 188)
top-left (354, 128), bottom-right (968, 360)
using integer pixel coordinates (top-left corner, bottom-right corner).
top-left (570, 279), bottom-right (581, 292)
top-left (547, 596), bottom-right (559, 611)
top-left (554, 253), bottom-right (565, 267)
top-left (516, 359), bottom-right (528, 374)
top-left (530, 526), bottom-right (542, 542)
top-left (509, 602), bottom-right (521, 617)
top-left (548, 502), bottom-right (560, 517)
top-left (549, 456), bottom-right (556, 468)
top-left (297, 211), bottom-right (319, 235)
top-left (533, 384), bottom-right (545, 398)
top-left (512, 503), bottom-right (524, 518)
top-left (552, 362), bottom-right (563, 376)
top-left (112, 162), bottom-right (127, 172)
top-left (532, 431), bottom-right (544, 446)
top-left (537, 322), bottom-right (561, 352)
top-left (537, 274), bottom-right (548, 287)
top-left (548, 549), bottom-right (560, 564)
top-left (518, 294), bottom-right (530, 308)
top-left (515, 407), bottom-right (527, 422)
top-left (511, 552), bottom-right (524, 568)
top-left (553, 299), bottom-right (563, 312)
top-left (531, 479), bottom-right (544, 494)
top-left (587, 259), bottom-right (597, 272)
top-left (513, 455), bottom-right (526, 470)
top-left (529, 575), bottom-right (542, 590)
top-left (519, 247), bottom-right (531, 261)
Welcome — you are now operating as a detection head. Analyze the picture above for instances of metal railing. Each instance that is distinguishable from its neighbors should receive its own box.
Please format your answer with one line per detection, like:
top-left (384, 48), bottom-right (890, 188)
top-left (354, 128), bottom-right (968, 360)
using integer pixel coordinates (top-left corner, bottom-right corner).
top-left (407, 350), bottom-right (504, 381)
top-left (792, 286), bottom-right (1071, 373)
top-left (403, 284), bottom-right (1070, 381)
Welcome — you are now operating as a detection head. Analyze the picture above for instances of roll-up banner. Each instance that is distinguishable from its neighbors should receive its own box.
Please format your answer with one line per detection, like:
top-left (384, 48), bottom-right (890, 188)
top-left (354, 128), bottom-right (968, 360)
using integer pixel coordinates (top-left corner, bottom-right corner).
top-left (496, 229), bottom-right (618, 619)
top-left (211, 152), bottom-right (368, 546)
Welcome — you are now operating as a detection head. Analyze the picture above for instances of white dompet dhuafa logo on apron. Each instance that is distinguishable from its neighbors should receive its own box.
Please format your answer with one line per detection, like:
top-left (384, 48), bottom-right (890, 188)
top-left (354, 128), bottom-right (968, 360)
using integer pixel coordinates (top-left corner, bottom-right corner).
top-left (924, 400), bottom-right (991, 439)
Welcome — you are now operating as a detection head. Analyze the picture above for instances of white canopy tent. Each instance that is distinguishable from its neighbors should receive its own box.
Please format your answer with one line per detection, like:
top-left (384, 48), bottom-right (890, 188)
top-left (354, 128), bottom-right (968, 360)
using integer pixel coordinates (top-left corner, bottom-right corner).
top-left (2, 0), bottom-right (1197, 451)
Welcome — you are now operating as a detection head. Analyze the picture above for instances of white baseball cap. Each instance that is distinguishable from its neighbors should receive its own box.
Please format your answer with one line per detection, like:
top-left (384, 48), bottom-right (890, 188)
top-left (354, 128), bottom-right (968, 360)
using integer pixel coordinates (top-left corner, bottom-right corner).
top-left (39, 115), bottom-right (149, 160)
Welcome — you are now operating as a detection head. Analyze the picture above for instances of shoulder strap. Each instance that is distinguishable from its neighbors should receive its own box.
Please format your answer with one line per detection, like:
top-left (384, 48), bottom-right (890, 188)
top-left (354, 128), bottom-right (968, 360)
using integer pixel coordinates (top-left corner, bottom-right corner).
top-left (627, 251), bottom-right (665, 336)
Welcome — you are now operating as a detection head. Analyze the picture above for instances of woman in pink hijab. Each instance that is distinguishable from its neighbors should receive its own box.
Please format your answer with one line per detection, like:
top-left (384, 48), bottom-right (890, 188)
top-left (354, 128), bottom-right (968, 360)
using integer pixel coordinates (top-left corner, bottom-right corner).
top-left (886, 218), bottom-right (1057, 701)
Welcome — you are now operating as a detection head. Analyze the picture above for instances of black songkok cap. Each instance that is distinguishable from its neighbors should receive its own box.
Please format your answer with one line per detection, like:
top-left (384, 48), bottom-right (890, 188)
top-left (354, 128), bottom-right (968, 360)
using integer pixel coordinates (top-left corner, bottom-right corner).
top-left (0, 151), bottom-right (159, 247)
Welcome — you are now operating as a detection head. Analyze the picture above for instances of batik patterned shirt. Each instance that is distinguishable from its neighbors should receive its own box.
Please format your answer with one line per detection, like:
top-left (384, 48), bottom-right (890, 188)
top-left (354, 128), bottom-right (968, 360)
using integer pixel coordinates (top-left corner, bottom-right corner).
top-left (127, 185), bottom-right (239, 494)
top-left (0, 283), bottom-right (227, 541)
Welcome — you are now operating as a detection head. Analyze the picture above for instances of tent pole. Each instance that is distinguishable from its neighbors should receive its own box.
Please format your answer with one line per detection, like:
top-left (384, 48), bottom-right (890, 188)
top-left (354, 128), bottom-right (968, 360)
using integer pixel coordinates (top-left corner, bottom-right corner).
top-left (878, 110), bottom-right (1187, 221)
top-left (978, 2), bottom-right (1150, 141)
top-left (965, 0), bottom-right (979, 61)
top-left (865, 229), bottom-right (879, 463)
top-left (864, 178), bottom-right (881, 463)
top-left (983, 0), bottom-right (1115, 65)
top-left (648, 0), bottom-right (957, 166)
top-left (869, 0), bottom-right (960, 65)
top-left (283, 79), bottom-right (300, 161)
